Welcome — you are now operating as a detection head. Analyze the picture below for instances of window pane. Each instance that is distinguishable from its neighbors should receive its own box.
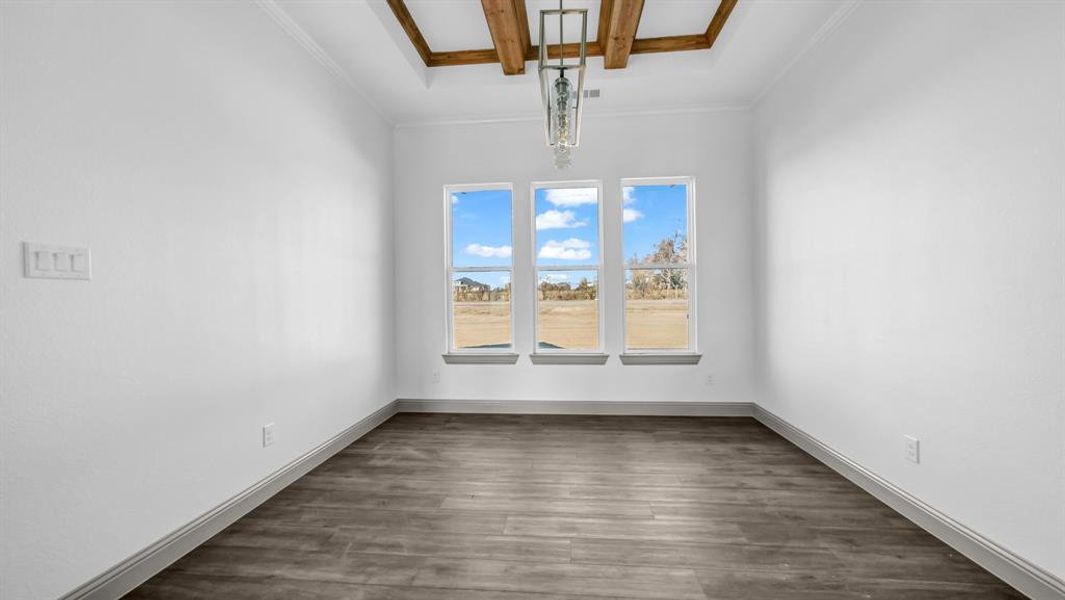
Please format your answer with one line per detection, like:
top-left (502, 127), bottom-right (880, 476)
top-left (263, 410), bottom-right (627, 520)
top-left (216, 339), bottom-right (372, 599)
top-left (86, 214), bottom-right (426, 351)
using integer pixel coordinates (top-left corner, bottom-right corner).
top-left (534, 186), bottom-right (599, 267)
top-left (537, 270), bottom-right (598, 351)
top-left (622, 183), bottom-right (688, 265)
top-left (452, 271), bottom-right (511, 350)
top-left (451, 188), bottom-right (512, 268)
top-left (625, 268), bottom-right (689, 350)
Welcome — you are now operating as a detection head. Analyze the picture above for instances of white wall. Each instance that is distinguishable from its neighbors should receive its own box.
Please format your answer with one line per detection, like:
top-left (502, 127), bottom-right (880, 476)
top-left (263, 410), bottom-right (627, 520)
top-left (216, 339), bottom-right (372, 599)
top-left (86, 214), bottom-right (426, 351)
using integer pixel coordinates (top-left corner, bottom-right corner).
top-left (393, 111), bottom-right (756, 403)
top-left (755, 0), bottom-right (1065, 581)
top-left (0, 3), bottom-right (395, 599)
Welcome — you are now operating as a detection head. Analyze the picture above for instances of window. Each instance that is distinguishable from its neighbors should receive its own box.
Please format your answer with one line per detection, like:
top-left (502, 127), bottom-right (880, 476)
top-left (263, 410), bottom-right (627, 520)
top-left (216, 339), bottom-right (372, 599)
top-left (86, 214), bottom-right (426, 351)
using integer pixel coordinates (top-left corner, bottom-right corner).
top-left (621, 177), bottom-right (696, 353)
top-left (445, 184), bottom-right (513, 354)
top-left (532, 182), bottom-right (602, 353)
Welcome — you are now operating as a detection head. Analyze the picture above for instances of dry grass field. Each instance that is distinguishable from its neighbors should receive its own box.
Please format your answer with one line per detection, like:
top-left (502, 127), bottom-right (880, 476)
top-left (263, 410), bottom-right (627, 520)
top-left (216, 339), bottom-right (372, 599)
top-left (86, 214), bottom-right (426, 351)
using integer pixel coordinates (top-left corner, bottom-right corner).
top-left (537, 300), bottom-right (598, 349)
top-left (625, 298), bottom-right (688, 349)
top-left (453, 299), bottom-right (688, 350)
top-left (453, 302), bottom-right (512, 349)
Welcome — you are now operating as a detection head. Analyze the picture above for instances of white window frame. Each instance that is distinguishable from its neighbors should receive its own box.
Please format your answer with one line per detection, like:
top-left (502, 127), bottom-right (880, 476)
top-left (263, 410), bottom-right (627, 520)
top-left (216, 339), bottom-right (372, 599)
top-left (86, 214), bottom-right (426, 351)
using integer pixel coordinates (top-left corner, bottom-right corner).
top-left (530, 180), bottom-right (605, 357)
top-left (443, 182), bottom-right (516, 358)
top-left (619, 176), bottom-right (699, 359)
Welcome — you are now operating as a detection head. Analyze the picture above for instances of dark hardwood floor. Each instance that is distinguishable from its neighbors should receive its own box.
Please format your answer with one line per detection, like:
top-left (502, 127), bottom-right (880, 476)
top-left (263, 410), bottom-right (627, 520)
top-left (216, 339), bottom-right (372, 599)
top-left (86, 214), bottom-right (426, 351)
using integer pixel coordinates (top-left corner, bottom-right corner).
top-left (126, 414), bottom-right (1024, 599)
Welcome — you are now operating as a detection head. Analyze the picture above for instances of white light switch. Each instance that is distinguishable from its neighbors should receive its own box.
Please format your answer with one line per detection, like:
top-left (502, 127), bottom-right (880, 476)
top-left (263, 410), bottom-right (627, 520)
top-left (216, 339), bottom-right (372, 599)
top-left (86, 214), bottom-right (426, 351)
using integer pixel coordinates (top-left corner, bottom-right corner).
top-left (24, 243), bottom-right (91, 280)
top-left (35, 251), bottom-right (53, 271)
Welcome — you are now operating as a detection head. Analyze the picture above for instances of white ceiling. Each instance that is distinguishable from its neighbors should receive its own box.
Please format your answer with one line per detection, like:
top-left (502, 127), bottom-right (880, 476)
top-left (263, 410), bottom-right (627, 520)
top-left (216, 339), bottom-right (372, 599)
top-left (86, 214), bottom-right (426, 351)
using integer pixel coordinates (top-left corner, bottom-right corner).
top-left (271, 0), bottom-right (852, 125)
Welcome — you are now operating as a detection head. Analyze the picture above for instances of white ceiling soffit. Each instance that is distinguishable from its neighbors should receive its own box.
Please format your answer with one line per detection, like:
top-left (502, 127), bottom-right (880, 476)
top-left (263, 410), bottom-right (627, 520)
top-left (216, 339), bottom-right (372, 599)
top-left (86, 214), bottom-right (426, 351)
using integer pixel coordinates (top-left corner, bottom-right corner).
top-left (526, 0), bottom-right (599, 46)
top-left (269, 0), bottom-right (858, 126)
top-left (407, 0), bottom-right (496, 51)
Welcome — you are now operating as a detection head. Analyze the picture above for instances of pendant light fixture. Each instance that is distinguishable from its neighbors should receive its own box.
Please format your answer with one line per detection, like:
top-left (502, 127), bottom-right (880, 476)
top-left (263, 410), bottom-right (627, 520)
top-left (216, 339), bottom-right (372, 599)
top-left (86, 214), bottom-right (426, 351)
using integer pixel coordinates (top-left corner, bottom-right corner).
top-left (538, 1), bottom-right (587, 170)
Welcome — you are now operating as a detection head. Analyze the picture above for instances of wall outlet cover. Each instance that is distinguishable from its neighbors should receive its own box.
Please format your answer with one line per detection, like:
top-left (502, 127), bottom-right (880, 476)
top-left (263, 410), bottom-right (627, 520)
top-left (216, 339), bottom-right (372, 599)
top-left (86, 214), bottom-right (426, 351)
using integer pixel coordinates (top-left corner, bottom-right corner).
top-left (262, 423), bottom-right (276, 448)
top-left (904, 434), bottom-right (920, 464)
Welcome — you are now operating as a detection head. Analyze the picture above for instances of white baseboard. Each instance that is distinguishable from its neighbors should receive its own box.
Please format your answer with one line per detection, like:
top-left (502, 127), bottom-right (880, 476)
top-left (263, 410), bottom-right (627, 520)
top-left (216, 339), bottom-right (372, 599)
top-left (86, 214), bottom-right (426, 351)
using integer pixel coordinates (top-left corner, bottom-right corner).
top-left (59, 400), bottom-right (399, 600)
top-left (58, 398), bottom-right (1062, 600)
top-left (752, 406), bottom-right (1065, 600)
top-left (396, 398), bottom-right (755, 416)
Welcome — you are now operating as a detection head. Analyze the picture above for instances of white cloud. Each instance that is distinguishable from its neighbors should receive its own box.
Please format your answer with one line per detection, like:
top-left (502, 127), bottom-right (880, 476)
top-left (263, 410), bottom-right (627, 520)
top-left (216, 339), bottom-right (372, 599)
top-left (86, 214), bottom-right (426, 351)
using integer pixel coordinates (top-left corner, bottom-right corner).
top-left (539, 273), bottom-right (569, 283)
top-left (622, 187), bottom-right (635, 205)
top-left (536, 209), bottom-right (587, 230)
top-left (465, 243), bottom-right (512, 258)
top-left (450, 194), bottom-right (460, 205)
top-left (538, 238), bottom-right (592, 261)
top-left (623, 208), bottom-right (643, 223)
top-left (544, 188), bottom-right (597, 207)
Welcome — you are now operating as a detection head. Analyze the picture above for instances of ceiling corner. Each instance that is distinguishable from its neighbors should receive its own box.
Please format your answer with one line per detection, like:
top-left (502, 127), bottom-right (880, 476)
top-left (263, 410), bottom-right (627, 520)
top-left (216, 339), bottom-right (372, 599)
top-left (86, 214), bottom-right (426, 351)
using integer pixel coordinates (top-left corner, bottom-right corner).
top-left (254, 0), bottom-right (396, 124)
top-left (368, 0), bottom-right (430, 89)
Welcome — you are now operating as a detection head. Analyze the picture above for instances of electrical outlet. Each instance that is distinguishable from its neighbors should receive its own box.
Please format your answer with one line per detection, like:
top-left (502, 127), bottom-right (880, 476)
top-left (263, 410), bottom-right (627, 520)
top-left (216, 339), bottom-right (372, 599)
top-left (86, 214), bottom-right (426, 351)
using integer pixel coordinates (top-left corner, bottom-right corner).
top-left (904, 435), bottom-right (920, 463)
top-left (262, 423), bottom-right (276, 448)
top-left (432, 370), bottom-right (441, 384)
top-left (705, 375), bottom-right (714, 386)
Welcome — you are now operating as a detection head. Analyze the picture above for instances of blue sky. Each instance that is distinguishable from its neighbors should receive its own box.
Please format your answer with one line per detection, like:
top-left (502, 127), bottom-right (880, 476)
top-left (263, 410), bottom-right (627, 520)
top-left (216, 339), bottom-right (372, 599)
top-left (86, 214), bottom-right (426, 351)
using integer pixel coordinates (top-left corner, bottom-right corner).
top-left (535, 187), bottom-right (599, 267)
top-left (450, 184), bottom-right (687, 288)
top-left (451, 188), bottom-right (512, 268)
top-left (451, 188), bottom-right (512, 289)
top-left (622, 183), bottom-right (688, 264)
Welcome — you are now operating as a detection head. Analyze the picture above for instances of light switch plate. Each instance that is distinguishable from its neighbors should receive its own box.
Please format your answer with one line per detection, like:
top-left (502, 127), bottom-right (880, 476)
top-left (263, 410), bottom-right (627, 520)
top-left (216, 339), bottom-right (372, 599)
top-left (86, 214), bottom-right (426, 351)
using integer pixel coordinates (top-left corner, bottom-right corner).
top-left (24, 242), bottom-right (91, 280)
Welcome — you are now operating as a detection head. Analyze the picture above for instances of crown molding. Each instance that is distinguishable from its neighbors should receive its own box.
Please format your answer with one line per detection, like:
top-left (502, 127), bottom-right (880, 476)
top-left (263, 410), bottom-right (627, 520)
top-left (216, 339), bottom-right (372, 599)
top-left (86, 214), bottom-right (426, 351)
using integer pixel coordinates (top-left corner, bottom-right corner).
top-left (254, 0), bottom-right (394, 125)
top-left (751, 0), bottom-right (863, 106)
top-left (394, 0), bottom-right (863, 128)
top-left (394, 102), bottom-right (752, 130)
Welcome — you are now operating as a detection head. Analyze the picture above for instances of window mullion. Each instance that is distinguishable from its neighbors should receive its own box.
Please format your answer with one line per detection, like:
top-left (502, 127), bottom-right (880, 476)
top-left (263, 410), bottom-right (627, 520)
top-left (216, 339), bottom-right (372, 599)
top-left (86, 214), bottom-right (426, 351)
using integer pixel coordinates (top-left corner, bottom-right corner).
top-left (452, 265), bottom-right (513, 272)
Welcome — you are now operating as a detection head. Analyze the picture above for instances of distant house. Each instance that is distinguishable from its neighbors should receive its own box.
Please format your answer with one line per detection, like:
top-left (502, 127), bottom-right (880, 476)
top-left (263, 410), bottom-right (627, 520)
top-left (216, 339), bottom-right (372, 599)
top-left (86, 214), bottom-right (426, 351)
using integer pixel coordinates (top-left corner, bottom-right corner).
top-left (453, 276), bottom-right (490, 294)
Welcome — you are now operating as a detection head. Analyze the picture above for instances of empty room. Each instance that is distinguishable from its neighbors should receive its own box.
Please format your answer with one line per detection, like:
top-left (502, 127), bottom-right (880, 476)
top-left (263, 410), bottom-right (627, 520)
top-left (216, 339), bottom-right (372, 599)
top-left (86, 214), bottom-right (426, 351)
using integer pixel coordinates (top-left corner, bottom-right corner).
top-left (1, 0), bottom-right (1063, 599)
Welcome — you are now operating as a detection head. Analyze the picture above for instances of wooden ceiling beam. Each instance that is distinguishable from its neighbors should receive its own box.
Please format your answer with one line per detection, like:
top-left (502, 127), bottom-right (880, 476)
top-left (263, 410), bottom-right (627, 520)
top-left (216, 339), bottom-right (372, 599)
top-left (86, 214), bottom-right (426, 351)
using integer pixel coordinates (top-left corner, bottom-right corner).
top-left (602, 0), bottom-right (645, 69)
top-left (523, 42), bottom-right (604, 63)
top-left (385, 0), bottom-right (431, 67)
top-left (429, 48), bottom-right (501, 68)
top-left (706, 0), bottom-right (739, 47)
top-left (632, 34), bottom-right (710, 55)
top-left (481, 0), bottom-right (531, 75)
top-left (597, 0), bottom-right (615, 46)
top-left (514, 0), bottom-right (532, 58)
top-left (433, 32), bottom-right (727, 68)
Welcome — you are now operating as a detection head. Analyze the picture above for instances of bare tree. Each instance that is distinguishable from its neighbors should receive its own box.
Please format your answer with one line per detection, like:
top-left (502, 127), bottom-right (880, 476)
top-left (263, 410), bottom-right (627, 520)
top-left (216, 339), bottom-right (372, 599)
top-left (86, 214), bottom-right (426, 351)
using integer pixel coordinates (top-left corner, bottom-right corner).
top-left (626, 231), bottom-right (688, 299)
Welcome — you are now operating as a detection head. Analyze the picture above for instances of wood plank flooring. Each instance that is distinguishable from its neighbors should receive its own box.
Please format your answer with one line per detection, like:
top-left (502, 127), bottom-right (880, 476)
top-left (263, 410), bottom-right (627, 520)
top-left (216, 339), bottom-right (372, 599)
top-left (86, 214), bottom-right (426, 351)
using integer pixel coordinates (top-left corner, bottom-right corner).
top-left (125, 414), bottom-right (1024, 599)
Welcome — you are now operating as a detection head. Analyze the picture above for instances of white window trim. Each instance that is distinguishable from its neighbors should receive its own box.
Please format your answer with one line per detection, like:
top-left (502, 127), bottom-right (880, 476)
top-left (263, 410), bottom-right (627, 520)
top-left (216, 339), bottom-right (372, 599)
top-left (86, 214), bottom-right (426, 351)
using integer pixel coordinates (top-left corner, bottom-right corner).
top-left (619, 175), bottom-right (699, 357)
top-left (529, 180), bottom-right (605, 357)
top-left (443, 182), bottom-right (516, 359)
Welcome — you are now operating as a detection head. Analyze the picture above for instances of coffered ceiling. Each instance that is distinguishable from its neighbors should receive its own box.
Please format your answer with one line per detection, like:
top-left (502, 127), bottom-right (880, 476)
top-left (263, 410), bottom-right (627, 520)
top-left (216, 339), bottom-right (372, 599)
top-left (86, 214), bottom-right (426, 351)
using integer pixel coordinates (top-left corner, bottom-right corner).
top-left (267, 0), bottom-right (857, 125)
top-left (386, 0), bottom-right (737, 75)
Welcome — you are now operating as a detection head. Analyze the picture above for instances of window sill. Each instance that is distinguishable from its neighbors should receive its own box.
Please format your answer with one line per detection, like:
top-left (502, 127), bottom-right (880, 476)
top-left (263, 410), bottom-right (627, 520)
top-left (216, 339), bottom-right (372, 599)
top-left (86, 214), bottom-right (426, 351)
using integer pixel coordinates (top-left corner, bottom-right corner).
top-left (530, 353), bottom-right (609, 365)
top-left (442, 353), bottom-right (520, 365)
top-left (620, 353), bottom-right (702, 365)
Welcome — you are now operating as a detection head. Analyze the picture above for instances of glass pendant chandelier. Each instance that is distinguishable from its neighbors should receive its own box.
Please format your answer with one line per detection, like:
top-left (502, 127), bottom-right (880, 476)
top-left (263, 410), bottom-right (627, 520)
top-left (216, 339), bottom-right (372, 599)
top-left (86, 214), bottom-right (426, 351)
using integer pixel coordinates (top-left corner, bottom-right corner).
top-left (538, 1), bottom-right (587, 170)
